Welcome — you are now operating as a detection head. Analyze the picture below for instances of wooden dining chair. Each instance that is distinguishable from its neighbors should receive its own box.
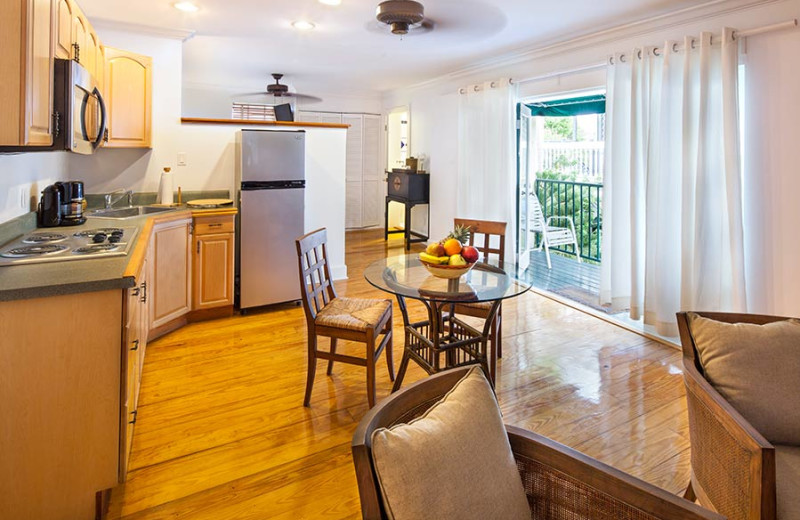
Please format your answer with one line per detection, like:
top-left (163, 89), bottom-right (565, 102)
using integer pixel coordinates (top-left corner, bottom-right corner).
top-left (295, 228), bottom-right (394, 408)
top-left (452, 218), bottom-right (506, 381)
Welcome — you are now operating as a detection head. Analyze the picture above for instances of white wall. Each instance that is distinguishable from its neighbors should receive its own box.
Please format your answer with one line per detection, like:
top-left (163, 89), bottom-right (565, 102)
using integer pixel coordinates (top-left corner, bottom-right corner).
top-left (0, 152), bottom-right (69, 223)
top-left (383, 0), bottom-right (800, 317)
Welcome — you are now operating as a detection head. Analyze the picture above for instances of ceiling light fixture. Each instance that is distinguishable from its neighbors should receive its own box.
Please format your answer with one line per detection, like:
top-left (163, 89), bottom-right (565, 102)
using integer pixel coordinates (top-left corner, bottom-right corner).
top-left (173, 1), bottom-right (199, 12)
top-left (318, 0), bottom-right (342, 5)
top-left (292, 20), bottom-right (316, 30)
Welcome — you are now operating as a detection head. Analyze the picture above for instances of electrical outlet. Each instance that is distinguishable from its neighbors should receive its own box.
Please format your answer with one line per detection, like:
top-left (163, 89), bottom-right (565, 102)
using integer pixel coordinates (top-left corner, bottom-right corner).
top-left (177, 152), bottom-right (187, 166)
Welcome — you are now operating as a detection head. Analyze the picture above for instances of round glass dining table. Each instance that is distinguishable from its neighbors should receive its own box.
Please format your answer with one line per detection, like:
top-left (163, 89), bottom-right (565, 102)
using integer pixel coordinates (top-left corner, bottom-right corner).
top-left (364, 254), bottom-right (531, 390)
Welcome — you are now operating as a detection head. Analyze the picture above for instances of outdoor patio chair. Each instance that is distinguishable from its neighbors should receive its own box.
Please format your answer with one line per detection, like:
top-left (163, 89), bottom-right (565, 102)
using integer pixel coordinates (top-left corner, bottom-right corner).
top-left (530, 192), bottom-right (581, 269)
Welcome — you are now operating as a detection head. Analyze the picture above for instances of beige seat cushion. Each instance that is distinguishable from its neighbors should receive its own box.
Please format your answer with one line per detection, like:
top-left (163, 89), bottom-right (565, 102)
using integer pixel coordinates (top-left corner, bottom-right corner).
top-left (776, 445), bottom-right (800, 520)
top-left (370, 367), bottom-right (531, 520)
top-left (315, 297), bottom-right (390, 332)
top-left (688, 314), bottom-right (800, 445)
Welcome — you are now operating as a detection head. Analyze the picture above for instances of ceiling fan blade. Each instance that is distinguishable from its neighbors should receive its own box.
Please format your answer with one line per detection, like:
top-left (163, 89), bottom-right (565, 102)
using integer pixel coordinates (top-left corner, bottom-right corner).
top-left (285, 92), bottom-right (323, 103)
top-left (234, 92), bottom-right (273, 97)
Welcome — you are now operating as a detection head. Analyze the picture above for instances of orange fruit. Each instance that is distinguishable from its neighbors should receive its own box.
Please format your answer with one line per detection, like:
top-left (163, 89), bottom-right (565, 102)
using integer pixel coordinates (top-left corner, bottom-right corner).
top-left (443, 238), bottom-right (462, 256)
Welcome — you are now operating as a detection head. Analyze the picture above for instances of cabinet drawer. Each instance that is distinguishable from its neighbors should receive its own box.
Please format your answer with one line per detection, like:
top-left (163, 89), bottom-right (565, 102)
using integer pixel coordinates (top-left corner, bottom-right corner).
top-left (194, 215), bottom-right (234, 235)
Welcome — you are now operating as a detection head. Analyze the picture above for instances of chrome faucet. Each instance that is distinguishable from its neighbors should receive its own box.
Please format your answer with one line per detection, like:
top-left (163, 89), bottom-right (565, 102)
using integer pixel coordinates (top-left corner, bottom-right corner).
top-left (104, 189), bottom-right (134, 209)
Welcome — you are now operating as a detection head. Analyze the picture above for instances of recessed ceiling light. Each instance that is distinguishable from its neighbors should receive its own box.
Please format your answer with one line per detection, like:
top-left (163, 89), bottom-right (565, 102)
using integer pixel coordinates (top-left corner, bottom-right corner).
top-left (318, 0), bottom-right (342, 5)
top-left (292, 20), bottom-right (316, 31)
top-left (173, 1), bottom-right (199, 12)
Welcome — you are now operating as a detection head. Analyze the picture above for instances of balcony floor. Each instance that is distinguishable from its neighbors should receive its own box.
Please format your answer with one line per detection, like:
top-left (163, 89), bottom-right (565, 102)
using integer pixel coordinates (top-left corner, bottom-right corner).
top-left (522, 250), bottom-right (615, 313)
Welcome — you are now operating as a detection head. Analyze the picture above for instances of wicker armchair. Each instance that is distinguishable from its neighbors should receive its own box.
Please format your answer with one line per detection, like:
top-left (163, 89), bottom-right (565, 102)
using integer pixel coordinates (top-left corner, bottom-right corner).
top-left (352, 367), bottom-right (723, 520)
top-left (677, 311), bottom-right (788, 520)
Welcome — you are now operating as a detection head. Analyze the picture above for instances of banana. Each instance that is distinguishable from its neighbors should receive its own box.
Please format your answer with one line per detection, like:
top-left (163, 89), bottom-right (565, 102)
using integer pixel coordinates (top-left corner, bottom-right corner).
top-left (419, 252), bottom-right (449, 265)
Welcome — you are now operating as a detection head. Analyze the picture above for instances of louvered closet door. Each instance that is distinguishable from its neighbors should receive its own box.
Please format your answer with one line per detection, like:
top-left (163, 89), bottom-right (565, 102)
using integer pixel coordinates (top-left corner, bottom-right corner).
top-left (343, 114), bottom-right (364, 229)
top-left (361, 114), bottom-right (382, 227)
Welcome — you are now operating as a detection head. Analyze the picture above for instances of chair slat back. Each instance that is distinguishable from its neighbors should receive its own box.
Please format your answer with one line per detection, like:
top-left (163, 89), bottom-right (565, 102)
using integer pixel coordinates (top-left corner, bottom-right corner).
top-left (295, 228), bottom-right (338, 320)
top-left (529, 194), bottom-right (547, 232)
top-left (454, 218), bottom-right (507, 265)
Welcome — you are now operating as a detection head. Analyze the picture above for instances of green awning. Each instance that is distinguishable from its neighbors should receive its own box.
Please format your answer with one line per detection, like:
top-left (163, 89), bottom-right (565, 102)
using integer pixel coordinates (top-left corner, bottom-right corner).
top-left (525, 94), bottom-right (606, 117)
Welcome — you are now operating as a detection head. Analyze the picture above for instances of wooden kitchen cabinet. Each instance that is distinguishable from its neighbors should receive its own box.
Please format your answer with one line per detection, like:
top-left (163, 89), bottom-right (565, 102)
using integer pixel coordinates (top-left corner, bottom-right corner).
top-left (0, 0), bottom-right (56, 147)
top-left (105, 46), bottom-right (152, 148)
top-left (149, 217), bottom-right (192, 338)
top-left (55, 0), bottom-right (74, 59)
top-left (55, 0), bottom-right (104, 89)
top-left (0, 290), bottom-right (122, 519)
top-left (193, 214), bottom-right (235, 312)
top-left (120, 258), bottom-right (148, 479)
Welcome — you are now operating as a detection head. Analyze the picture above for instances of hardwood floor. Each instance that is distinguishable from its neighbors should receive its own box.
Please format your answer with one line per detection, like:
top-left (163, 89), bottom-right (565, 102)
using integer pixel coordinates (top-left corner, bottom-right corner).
top-left (107, 229), bottom-right (690, 519)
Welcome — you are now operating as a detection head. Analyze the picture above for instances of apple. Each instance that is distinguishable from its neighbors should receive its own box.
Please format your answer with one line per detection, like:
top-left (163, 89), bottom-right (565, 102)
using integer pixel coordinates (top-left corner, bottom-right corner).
top-left (462, 246), bottom-right (479, 263)
top-left (449, 254), bottom-right (467, 266)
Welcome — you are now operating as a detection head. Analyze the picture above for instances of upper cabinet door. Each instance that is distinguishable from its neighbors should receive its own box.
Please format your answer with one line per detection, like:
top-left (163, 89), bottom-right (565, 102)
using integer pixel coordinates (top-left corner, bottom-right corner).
top-left (55, 0), bottom-right (73, 59)
top-left (0, 0), bottom-right (55, 146)
top-left (71, 8), bottom-right (87, 64)
top-left (26, 0), bottom-right (55, 146)
top-left (104, 47), bottom-right (152, 148)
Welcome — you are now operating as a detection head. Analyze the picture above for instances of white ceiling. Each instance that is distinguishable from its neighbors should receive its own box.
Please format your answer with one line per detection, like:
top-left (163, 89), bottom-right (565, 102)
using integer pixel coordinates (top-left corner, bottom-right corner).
top-left (81, 0), bottom-right (709, 94)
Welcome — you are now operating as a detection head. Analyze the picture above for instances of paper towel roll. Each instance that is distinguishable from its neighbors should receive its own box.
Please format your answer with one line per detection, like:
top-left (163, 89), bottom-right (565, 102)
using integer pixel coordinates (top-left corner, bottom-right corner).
top-left (159, 170), bottom-right (173, 205)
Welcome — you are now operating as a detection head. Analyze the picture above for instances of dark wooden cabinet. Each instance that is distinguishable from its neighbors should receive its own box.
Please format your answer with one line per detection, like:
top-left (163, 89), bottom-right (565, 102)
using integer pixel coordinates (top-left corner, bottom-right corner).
top-left (387, 171), bottom-right (429, 203)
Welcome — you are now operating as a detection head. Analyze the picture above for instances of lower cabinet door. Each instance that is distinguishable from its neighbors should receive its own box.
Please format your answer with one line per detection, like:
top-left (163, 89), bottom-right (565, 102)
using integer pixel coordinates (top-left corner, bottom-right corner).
top-left (193, 232), bottom-right (234, 310)
top-left (150, 219), bottom-right (192, 330)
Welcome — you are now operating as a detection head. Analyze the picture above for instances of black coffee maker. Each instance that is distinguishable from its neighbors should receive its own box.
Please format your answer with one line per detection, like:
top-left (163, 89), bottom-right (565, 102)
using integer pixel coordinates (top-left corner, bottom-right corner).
top-left (37, 181), bottom-right (86, 227)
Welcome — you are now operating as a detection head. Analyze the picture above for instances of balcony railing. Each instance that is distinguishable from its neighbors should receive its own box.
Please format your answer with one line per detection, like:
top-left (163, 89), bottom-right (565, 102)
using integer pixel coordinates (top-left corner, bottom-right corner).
top-left (540, 142), bottom-right (604, 180)
top-left (533, 178), bottom-right (603, 263)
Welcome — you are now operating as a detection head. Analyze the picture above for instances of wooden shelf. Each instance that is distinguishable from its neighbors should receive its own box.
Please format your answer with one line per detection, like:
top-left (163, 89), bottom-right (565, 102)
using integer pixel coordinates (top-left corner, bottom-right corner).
top-left (180, 117), bottom-right (350, 129)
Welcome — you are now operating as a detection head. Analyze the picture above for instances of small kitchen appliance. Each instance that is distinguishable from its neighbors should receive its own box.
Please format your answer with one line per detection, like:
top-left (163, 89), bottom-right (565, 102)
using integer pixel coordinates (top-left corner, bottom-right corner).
top-left (37, 181), bottom-right (87, 227)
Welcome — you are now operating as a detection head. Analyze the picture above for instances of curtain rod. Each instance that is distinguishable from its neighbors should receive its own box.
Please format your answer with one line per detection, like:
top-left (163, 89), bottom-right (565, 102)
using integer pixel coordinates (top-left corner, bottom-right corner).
top-left (513, 18), bottom-right (797, 84)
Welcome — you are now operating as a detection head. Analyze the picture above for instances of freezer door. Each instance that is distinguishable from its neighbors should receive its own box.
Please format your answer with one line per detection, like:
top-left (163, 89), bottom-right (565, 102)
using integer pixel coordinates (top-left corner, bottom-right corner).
top-left (239, 188), bottom-right (304, 308)
top-left (240, 130), bottom-right (305, 183)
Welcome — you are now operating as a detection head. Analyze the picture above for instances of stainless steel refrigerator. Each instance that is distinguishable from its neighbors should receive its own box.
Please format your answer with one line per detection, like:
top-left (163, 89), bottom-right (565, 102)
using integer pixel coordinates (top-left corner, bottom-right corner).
top-left (235, 129), bottom-right (305, 310)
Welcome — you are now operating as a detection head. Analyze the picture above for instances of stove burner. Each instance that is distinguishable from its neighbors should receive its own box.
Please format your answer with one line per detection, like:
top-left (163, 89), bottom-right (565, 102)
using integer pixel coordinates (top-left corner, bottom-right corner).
top-left (74, 228), bottom-right (124, 238)
top-left (73, 243), bottom-right (121, 255)
top-left (1, 244), bottom-right (69, 258)
top-left (22, 232), bottom-right (68, 244)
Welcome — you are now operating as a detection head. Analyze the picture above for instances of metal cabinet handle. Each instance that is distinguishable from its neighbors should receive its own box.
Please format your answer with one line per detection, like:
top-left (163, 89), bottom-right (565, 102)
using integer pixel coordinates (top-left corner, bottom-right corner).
top-left (132, 287), bottom-right (140, 297)
top-left (130, 339), bottom-right (139, 351)
top-left (140, 282), bottom-right (147, 303)
top-left (129, 410), bottom-right (137, 425)
top-left (209, 223), bottom-right (222, 228)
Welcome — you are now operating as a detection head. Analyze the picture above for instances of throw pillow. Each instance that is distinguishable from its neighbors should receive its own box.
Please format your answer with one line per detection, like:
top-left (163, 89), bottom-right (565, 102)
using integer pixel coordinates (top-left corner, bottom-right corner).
top-left (370, 367), bottom-right (531, 520)
top-left (689, 313), bottom-right (800, 445)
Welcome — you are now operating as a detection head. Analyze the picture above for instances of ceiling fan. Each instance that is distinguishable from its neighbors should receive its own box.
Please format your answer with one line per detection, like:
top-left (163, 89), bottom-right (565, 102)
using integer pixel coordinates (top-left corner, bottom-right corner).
top-left (236, 74), bottom-right (322, 103)
top-left (374, 0), bottom-right (434, 35)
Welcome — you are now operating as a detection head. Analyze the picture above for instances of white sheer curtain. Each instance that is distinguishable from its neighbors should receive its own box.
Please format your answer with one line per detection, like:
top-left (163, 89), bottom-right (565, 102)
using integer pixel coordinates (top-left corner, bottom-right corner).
top-left (601, 28), bottom-right (747, 336)
top-left (457, 79), bottom-right (518, 262)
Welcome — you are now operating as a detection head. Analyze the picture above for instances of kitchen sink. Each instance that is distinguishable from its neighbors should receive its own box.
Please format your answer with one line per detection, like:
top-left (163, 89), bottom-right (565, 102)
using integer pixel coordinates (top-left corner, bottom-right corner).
top-left (87, 206), bottom-right (178, 219)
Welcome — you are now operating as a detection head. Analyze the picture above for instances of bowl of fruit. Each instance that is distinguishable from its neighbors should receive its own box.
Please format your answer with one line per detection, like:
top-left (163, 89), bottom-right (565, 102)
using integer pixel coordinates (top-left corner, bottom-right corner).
top-left (418, 225), bottom-right (481, 279)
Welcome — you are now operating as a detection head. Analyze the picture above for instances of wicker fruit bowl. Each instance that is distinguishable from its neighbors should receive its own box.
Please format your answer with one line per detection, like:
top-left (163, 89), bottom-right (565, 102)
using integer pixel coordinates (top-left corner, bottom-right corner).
top-left (419, 225), bottom-right (481, 279)
top-left (418, 259), bottom-right (478, 279)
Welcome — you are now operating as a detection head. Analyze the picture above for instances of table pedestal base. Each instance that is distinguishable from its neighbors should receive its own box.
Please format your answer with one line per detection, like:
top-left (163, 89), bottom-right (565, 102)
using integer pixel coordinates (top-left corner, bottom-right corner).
top-left (391, 295), bottom-right (501, 392)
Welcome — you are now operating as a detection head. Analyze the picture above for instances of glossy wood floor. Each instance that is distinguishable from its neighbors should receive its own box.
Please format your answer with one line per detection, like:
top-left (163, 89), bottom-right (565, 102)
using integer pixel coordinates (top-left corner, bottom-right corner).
top-left (107, 229), bottom-right (690, 519)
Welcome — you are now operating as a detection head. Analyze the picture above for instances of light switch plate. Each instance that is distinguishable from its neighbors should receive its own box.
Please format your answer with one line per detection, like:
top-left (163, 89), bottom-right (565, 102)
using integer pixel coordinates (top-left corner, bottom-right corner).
top-left (177, 152), bottom-right (187, 166)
